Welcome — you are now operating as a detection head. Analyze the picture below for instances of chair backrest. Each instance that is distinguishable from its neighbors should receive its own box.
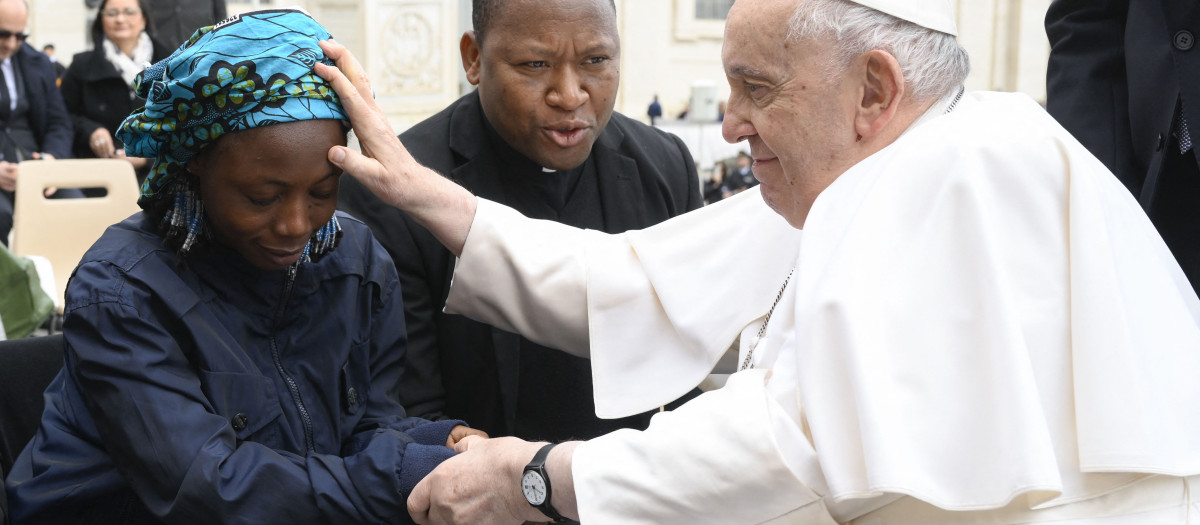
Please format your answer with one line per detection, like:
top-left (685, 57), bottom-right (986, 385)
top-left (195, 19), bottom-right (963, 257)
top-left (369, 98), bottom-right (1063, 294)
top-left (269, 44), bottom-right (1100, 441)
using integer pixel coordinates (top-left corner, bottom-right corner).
top-left (10, 159), bottom-right (140, 312)
top-left (0, 334), bottom-right (64, 478)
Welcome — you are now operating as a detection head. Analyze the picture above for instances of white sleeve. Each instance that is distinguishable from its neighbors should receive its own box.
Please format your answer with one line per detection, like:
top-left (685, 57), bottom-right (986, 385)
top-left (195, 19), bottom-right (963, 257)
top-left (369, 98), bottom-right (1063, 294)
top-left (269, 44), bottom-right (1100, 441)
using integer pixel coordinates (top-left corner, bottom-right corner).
top-left (572, 369), bottom-right (839, 525)
top-left (444, 199), bottom-right (599, 357)
top-left (445, 192), bottom-right (804, 418)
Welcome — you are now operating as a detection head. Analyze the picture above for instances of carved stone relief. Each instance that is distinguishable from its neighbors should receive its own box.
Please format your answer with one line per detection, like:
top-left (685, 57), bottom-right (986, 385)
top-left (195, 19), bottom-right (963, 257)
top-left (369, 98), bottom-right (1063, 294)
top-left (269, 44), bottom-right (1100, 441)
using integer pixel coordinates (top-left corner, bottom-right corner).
top-left (377, 4), bottom-right (443, 95)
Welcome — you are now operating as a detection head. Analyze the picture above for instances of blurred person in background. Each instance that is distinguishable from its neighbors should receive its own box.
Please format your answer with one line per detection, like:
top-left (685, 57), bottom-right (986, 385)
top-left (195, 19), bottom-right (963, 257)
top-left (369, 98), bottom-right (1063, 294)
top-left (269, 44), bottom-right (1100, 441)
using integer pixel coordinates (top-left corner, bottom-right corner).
top-left (61, 0), bottom-right (170, 186)
top-left (0, 0), bottom-right (75, 246)
top-left (731, 150), bottom-right (757, 191)
top-left (144, 0), bottom-right (225, 50)
top-left (40, 44), bottom-right (64, 82)
top-left (703, 159), bottom-right (729, 204)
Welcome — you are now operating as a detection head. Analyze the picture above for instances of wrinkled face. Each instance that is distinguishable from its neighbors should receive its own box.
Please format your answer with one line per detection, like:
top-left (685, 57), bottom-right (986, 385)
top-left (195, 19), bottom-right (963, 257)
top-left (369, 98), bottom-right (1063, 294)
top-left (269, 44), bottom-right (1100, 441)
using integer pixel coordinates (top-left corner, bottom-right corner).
top-left (720, 0), bottom-right (860, 228)
top-left (191, 119), bottom-right (345, 271)
top-left (467, 0), bottom-right (620, 170)
top-left (0, 0), bottom-right (27, 62)
top-left (101, 0), bottom-right (147, 47)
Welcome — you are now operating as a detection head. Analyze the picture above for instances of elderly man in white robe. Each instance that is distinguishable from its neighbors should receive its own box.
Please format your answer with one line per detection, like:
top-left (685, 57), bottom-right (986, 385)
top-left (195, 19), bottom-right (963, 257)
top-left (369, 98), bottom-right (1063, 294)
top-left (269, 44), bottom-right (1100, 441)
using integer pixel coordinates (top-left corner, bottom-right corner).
top-left (314, 0), bottom-right (1200, 522)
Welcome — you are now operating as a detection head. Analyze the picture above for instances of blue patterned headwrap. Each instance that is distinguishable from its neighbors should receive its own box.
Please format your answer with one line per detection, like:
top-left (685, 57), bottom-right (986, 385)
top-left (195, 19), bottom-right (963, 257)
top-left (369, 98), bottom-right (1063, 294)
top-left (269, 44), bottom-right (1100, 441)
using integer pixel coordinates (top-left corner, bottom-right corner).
top-left (117, 9), bottom-right (346, 262)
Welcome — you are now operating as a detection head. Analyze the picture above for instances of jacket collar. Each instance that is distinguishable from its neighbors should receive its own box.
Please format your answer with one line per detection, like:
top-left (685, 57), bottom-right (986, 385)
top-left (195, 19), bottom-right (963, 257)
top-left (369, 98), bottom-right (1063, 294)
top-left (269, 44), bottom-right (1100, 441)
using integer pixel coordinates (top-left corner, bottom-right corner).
top-left (11, 42), bottom-right (36, 72)
top-left (76, 49), bottom-right (124, 83)
top-left (74, 39), bottom-right (170, 83)
top-left (445, 91), bottom-right (646, 233)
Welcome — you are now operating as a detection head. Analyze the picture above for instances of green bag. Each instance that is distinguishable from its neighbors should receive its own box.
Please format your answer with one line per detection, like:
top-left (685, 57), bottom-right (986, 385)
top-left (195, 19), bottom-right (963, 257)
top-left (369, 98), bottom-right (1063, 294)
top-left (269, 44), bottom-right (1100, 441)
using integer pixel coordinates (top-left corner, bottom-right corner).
top-left (0, 244), bottom-right (53, 338)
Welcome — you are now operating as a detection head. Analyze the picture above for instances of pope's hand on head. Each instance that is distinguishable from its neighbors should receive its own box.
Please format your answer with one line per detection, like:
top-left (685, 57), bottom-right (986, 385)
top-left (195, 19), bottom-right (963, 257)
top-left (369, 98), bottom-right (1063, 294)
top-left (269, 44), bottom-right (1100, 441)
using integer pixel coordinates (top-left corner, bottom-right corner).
top-left (314, 39), bottom-right (478, 257)
top-left (313, 40), bottom-right (419, 207)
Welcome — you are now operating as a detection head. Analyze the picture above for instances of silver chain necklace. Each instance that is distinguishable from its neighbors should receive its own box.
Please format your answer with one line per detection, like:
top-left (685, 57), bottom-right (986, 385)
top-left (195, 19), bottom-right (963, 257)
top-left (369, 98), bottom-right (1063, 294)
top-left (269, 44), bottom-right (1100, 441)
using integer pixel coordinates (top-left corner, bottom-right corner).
top-left (740, 267), bottom-right (797, 371)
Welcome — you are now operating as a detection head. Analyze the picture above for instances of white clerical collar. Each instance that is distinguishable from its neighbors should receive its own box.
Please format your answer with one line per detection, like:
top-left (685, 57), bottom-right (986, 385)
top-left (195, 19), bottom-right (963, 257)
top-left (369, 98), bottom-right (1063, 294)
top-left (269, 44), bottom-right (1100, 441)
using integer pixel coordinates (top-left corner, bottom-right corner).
top-left (542, 167), bottom-right (556, 173)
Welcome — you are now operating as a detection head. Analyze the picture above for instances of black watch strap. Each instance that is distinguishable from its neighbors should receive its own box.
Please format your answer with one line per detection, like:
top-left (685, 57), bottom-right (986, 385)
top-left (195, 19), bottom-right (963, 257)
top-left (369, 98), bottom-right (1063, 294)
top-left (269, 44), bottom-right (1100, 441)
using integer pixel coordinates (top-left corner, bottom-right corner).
top-left (524, 443), bottom-right (567, 523)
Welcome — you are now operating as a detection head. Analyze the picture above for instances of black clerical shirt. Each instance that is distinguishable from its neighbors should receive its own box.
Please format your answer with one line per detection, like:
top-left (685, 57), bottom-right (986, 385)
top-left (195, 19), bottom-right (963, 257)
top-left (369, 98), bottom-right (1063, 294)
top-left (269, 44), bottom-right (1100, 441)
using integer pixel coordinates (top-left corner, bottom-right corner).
top-left (482, 120), bottom-right (652, 442)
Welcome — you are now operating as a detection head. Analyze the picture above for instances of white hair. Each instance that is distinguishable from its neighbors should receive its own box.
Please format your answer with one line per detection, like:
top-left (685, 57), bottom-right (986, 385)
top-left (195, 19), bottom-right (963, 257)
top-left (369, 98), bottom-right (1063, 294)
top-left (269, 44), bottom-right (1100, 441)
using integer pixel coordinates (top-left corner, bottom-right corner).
top-left (787, 0), bottom-right (970, 102)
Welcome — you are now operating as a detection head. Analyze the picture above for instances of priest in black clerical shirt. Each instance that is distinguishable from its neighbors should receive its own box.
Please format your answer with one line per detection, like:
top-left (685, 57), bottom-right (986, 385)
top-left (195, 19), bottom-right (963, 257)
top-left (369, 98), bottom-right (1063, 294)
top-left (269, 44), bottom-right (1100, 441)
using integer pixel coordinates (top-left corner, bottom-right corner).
top-left (338, 0), bottom-right (701, 445)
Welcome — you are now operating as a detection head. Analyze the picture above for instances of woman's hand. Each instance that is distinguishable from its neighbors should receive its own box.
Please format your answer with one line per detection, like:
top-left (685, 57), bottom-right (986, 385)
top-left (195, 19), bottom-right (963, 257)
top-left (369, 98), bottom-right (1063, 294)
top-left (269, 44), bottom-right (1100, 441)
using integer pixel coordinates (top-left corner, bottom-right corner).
top-left (89, 128), bottom-right (117, 158)
top-left (0, 161), bottom-right (16, 192)
top-left (313, 40), bottom-right (478, 256)
top-left (446, 425), bottom-right (489, 448)
top-left (113, 149), bottom-right (150, 169)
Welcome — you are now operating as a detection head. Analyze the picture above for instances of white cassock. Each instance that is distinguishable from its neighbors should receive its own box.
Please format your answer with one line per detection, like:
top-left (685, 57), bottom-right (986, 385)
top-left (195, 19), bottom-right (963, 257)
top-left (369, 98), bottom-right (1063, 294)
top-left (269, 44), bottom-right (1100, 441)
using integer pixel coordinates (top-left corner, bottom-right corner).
top-left (445, 91), bottom-right (1200, 524)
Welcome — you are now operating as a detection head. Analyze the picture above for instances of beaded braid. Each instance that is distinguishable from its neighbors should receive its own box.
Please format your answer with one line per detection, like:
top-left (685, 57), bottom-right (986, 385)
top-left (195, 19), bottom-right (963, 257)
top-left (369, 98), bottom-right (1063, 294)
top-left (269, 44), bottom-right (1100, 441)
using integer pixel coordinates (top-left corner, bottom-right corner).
top-left (159, 176), bottom-right (208, 257)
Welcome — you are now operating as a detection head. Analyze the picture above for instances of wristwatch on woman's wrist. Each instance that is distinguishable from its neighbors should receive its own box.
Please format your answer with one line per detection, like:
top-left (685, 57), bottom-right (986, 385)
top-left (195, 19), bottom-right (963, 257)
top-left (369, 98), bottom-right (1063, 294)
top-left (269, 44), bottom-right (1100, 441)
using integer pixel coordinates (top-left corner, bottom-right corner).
top-left (522, 443), bottom-right (567, 523)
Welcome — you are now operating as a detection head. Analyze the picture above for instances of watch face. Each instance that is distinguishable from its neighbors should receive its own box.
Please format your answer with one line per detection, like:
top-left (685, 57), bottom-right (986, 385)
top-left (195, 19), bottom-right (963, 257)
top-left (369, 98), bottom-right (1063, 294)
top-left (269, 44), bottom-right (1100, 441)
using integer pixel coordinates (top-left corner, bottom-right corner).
top-left (522, 470), bottom-right (548, 505)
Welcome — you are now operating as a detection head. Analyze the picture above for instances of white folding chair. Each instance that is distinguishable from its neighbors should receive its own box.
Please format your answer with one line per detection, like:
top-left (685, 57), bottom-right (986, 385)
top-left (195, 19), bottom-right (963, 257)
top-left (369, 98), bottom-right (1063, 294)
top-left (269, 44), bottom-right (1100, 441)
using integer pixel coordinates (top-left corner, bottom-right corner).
top-left (10, 159), bottom-right (141, 313)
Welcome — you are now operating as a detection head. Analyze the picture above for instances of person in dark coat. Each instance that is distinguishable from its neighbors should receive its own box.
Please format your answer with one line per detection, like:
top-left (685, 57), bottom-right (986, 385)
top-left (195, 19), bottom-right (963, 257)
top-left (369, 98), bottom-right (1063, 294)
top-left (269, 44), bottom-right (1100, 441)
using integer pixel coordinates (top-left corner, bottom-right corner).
top-left (703, 159), bottom-right (730, 205)
top-left (62, 0), bottom-right (170, 185)
top-left (40, 44), bottom-right (65, 81)
top-left (338, 0), bottom-right (702, 447)
top-left (4, 10), bottom-right (481, 524)
top-left (0, 0), bottom-right (74, 245)
top-left (648, 94), bottom-right (663, 125)
top-left (144, 0), bottom-right (225, 50)
top-left (1046, 0), bottom-right (1200, 295)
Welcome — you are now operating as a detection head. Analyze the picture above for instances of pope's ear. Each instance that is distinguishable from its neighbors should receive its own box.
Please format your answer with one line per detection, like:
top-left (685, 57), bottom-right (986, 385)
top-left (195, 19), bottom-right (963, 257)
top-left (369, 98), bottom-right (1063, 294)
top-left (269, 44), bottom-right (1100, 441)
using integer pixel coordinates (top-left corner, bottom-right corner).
top-left (460, 31), bottom-right (482, 86)
top-left (854, 49), bottom-right (904, 140)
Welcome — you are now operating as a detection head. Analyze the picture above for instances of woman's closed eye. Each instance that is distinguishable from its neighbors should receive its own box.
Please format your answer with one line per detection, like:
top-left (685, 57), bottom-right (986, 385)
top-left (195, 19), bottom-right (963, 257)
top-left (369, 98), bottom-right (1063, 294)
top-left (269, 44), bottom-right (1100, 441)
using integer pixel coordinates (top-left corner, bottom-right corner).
top-left (248, 194), bottom-right (280, 206)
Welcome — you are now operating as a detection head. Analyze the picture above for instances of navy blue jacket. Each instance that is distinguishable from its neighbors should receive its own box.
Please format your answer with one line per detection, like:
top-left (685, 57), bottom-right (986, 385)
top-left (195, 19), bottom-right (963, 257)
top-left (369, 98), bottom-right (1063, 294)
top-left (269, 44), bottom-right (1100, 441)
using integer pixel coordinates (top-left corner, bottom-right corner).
top-left (5, 211), bottom-right (459, 524)
top-left (13, 42), bottom-right (72, 159)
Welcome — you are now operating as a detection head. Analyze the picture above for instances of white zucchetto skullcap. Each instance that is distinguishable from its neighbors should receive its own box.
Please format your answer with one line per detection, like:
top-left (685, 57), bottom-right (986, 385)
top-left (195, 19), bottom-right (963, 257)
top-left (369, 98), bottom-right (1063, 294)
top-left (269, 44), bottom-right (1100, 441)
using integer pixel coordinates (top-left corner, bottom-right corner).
top-left (848, 0), bottom-right (958, 36)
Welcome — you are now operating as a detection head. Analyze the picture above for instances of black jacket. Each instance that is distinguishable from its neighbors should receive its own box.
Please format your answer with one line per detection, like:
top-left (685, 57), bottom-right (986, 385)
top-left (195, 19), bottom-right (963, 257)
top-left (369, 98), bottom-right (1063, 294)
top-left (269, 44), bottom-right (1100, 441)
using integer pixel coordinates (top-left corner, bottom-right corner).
top-left (11, 43), bottom-right (72, 160)
top-left (1046, 0), bottom-right (1200, 290)
top-left (338, 91), bottom-right (702, 438)
top-left (146, 0), bottom-right (227, 50)
top-left (61, 41), bottom-right (171, 160)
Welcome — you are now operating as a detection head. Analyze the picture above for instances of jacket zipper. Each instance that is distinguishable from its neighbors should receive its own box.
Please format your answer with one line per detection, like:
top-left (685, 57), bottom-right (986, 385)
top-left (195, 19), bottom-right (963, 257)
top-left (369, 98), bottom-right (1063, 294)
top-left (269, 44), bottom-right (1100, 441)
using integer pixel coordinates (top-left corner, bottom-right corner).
top-left (271, 263), bottom-right (316, 453)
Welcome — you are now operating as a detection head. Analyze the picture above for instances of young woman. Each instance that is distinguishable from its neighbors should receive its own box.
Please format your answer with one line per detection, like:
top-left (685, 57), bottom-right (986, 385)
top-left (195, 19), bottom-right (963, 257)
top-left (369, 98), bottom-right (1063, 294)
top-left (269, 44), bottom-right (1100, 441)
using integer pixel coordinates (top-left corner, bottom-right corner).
top-left (5, 10), bottom-right (481, 524)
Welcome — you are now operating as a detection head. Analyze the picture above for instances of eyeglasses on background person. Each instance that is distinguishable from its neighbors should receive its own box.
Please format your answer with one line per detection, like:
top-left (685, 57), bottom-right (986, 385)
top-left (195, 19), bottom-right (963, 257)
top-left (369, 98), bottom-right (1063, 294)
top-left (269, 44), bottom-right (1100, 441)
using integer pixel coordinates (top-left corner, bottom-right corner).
top-left (101, 7), bottom-right (140, 18)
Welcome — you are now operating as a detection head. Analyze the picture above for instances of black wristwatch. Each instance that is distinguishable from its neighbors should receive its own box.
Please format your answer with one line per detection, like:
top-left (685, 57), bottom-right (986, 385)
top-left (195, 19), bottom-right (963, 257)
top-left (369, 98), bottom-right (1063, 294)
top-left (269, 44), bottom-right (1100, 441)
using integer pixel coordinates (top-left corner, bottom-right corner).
top-left (522, 443), bottom-right (567, 523)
